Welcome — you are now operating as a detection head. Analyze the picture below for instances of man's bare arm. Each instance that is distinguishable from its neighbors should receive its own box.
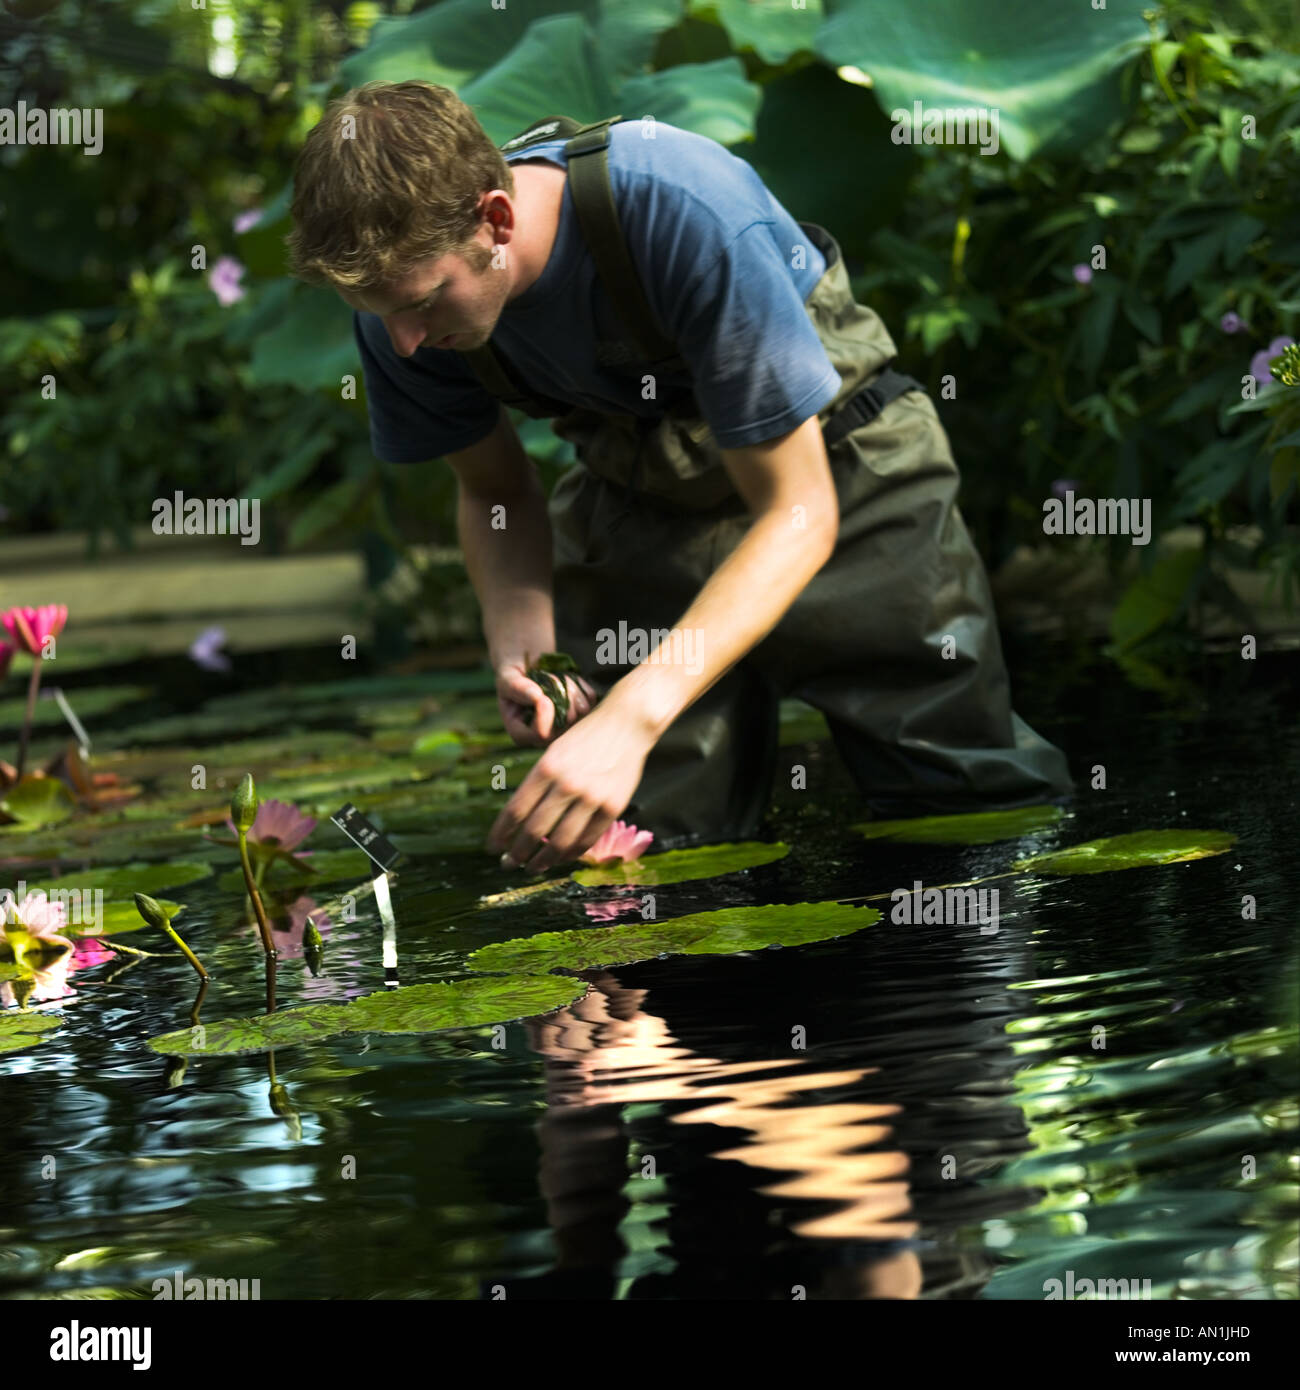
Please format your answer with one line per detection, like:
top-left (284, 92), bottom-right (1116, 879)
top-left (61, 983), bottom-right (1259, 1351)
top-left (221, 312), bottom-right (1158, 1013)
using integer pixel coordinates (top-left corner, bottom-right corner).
top-left (599, 413), bottom-right (840, 741)
top-left (446, 406), bottom-right (594, 742)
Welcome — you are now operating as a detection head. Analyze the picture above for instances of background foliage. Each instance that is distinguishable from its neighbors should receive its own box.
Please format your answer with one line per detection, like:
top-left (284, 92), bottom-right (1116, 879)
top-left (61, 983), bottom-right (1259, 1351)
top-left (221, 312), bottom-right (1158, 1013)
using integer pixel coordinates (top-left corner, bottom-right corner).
top-left (2, 0), bottom-right (1297, 664)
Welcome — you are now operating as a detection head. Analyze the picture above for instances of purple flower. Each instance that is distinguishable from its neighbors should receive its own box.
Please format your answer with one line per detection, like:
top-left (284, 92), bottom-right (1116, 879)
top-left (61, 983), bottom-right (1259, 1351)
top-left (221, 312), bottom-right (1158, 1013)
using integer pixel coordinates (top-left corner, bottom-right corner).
top-left (189, 625), bottom-right (231, 673)
top-left (1072, 264), bottom-right (1093, 285)
top-left (1051, 478), bottom-right (1082, 499)
top-left (1250, 336), bottom-right (1296, 387)
top-left (1220, 312), bottom-right (1243, 334)
top-left (233, 208), bottom-right (263, 235)
top-left (208, 255), bottom-right (246, 307)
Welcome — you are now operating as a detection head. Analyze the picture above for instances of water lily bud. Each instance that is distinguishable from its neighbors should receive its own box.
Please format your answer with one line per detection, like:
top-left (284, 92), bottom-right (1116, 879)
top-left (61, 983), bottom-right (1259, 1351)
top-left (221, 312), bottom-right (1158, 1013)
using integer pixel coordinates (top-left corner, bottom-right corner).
top-left (230, 773), bottom-right (258, 833)
top-left (134, 892), bottom-right (172, 930)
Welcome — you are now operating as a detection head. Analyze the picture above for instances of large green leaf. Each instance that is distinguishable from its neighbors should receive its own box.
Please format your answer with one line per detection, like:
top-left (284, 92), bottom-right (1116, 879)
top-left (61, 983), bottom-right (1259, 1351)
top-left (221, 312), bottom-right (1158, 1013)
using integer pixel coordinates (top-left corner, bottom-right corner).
top-left (1014, 830), bottom-right (1237, 875)
top-left (1108, 547), bottom-right (1203, 652)
top-left (248, 283), bottom-right (359, 392)
top-left (816, 0), bottom-right (1155, 161)
top-left (0, 1011), bottom-right (63, 1055)
top-left (854, 805), bottom-right (1066, 845)
top-left (739, 63), bottom-right (914, 263)
top-left (145, 975), bottom-right (587, 1056)
top-left (572, 840), bottom-right (789, 888)
top-left (698, 0), bottom-right (822, 66)
top-left (469, 901), bottom-right (881, 973)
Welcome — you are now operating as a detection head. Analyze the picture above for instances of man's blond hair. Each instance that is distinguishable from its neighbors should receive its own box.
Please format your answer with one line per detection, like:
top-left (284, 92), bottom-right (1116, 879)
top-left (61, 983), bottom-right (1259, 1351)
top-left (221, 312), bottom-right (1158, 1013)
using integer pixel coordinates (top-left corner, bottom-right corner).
top-left (286, 80), bottom-right (513, 292)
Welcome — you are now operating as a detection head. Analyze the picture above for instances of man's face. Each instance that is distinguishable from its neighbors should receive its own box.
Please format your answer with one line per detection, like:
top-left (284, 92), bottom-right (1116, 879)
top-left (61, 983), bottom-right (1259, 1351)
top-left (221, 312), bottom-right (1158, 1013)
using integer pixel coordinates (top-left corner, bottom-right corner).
top-left (339, 225), bottom-right (510, 358)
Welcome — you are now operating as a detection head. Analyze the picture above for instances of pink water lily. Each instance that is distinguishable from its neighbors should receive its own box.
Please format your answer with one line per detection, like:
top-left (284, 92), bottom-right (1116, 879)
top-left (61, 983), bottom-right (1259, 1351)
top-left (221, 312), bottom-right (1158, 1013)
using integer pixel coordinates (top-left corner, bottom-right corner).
top-left (225, 797), bottom-right (318, 854)
top-left (2, 890), bottom-right (74, 953)
top-left (1, 604), bottom-right (67, 657)
top-left (580, 820), bottom-right (654, 865)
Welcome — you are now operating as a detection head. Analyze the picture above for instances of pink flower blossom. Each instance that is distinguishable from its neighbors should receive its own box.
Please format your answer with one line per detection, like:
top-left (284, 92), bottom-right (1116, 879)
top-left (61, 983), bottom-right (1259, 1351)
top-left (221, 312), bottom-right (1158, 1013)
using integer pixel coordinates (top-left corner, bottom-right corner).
top-left (1072, 264), bottom-right (1093, 285)
top-left (233, 208), bottom-right (263, 234)
top-left (580, 820), bottom-right (654, 865)
top-left (209, 255), bottom-right (246, 307)
top-left (225, 798), bottom-right (317, 853)
top-left (2, 890), bottom-right (74, 952)
top-left (1, 604), bottom-right (67, 657)
top-left (1220, 312), bottom-right (1244, 334)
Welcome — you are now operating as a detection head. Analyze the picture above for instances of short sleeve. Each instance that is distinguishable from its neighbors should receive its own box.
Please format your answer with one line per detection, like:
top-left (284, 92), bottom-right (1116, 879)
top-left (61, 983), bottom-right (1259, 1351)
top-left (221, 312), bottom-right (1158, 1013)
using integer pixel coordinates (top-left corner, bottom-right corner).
top-left (666, 225), bottom-right (841, 450)
top-left (353, 312), bottom-right (499, 463)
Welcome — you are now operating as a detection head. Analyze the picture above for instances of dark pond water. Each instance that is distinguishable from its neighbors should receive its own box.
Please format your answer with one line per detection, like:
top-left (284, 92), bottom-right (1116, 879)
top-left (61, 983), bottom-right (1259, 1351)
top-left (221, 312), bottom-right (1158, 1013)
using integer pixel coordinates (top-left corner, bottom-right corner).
top-left (1, 637), bottom-right (1296, 1300)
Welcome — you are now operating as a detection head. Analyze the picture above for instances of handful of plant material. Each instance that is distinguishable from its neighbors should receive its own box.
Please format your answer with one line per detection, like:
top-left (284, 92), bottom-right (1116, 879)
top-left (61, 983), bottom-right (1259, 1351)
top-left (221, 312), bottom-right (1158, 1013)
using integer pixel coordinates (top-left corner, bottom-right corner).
top-left (522, 651), bottom-right (586, 730)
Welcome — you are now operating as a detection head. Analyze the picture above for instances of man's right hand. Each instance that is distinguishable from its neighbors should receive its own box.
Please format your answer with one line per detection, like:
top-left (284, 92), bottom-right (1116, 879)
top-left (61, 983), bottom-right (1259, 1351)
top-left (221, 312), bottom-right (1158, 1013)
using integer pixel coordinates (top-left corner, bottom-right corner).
top-left (495, 662), bottom-right (599, 747)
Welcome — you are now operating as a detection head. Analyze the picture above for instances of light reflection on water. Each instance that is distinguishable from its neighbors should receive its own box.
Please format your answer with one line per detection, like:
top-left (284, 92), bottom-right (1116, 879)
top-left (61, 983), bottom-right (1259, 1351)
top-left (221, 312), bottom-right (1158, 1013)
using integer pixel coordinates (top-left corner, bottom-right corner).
top-left (1, 649), bottom-right (1296, 1300)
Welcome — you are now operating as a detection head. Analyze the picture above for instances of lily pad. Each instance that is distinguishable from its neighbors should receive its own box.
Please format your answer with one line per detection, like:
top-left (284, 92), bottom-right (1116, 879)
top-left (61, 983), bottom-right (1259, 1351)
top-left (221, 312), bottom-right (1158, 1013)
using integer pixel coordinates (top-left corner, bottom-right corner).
top-left (572, 840), bottom-right (790, 888)
top-left (25, 861), bottom-right (212, 898)
top-left (0, 776), bottom-right (77, 826)
top-left (145, 974), bottom-right (587, 1055)
top-left (1013, 829), bottom-right (1237, 875)
top-left (468, 901), bottom-right (881, 973)
top-left (855, 805), bottom-right (1067, 845)
top-left (0, 1011), bottom-right (63, 1054)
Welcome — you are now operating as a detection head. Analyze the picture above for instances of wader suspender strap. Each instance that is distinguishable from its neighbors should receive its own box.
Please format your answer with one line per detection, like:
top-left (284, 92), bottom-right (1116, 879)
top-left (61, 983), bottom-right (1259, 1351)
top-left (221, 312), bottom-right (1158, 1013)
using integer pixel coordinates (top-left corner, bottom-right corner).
top-left (459, 113), bottom-right (688, 419)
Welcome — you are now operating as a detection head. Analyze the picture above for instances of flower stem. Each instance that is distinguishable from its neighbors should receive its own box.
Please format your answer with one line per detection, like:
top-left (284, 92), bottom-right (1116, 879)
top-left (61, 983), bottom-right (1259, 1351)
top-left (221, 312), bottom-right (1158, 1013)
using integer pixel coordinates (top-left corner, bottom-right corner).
top-left (14, 659), bottom-right (42, 780)
top-left (158, 918), bottom-right (210, 980)
top-left (238, 831), bottom-right (278, 960)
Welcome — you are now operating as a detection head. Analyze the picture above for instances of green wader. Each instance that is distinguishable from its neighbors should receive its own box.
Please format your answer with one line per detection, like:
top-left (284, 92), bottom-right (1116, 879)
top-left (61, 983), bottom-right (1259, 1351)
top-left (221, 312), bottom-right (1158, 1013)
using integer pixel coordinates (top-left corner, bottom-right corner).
top-left (544, 221), bottom-right (1073, 844)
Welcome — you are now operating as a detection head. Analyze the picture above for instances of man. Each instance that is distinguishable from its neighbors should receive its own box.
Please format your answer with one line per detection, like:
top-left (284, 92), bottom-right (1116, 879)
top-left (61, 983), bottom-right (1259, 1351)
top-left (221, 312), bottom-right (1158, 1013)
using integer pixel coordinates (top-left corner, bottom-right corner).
top-left (287, 81), bottom-right (1072, 875)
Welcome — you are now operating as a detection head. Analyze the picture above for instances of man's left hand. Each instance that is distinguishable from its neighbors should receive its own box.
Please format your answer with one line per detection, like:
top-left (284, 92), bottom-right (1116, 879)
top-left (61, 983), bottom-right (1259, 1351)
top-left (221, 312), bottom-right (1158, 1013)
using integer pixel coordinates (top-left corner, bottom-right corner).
top-left (486, 702), bottom-right (654, 875)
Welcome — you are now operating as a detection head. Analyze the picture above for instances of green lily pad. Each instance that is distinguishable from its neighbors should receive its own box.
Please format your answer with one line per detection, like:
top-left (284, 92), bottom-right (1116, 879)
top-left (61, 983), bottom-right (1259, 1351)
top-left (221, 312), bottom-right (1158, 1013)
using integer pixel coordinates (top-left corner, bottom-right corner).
top-left (145, 974), bottom-right (587, 1055)
top-left (0, 776), bottom-right (77, 827)
top-left (469, 901), bottom-right (881, 974)
top-left (25, 861), bottom-right (212, 898)
top-left (1013, 829), bottom-right (1237, 875)
top-left (0, 1011), bottom-right (63, 1054)
top-left (572, 840), bottom-right (790, 888)
top-left (855, 805), bottom-right (1067, 845)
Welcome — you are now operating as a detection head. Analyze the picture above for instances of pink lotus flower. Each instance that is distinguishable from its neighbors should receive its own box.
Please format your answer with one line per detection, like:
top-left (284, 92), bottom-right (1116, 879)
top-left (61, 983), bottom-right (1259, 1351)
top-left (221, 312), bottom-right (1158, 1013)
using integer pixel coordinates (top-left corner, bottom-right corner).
top-left (2, 890), bottom-right (74, 953)
top-left (1, 604), bottom-right (67, 657)
top-left (580, 820), bottom-right (654, 865)
top-left (225, 797), bottom-right (317, 854)
top-left (209, 255), bottom-right (246, 307)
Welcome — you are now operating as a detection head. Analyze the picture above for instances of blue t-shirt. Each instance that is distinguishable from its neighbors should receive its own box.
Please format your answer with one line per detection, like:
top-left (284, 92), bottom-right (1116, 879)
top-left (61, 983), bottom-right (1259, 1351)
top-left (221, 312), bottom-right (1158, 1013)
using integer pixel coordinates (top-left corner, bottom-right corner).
top-left (353, 120), bottom-right (841, 462)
